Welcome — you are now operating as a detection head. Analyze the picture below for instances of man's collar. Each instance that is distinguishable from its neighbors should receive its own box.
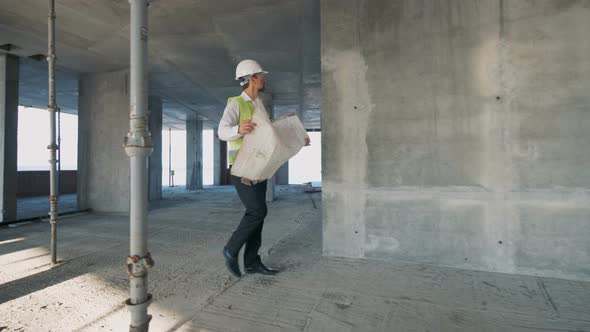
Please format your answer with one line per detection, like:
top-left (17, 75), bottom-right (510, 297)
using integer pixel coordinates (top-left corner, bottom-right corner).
top-left (241, 91), bottom-right (255, 102)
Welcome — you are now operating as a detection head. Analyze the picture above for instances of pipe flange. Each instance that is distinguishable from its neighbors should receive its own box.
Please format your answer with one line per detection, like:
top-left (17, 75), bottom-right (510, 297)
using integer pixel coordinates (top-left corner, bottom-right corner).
top-left (124, 146), bottom-right (154, 158)
top-left (128, 0), bottom-right (152, 6)
top-left (124, 132), bottom-right (153, 149)
top-left (125, 293), bottom-right (153, 332)
top-left (127, 252), bottom-right (154, 277)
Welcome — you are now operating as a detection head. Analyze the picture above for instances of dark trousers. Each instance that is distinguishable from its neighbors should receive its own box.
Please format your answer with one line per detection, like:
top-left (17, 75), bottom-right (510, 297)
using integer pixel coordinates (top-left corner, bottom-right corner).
top-left (225, 175), bottom-right (268, 267)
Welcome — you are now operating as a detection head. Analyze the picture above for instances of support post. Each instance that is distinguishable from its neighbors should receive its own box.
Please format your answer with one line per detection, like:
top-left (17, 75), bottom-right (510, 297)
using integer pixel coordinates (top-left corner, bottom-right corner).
top-left (47, 0), bottom-right (59, 265)
top-left (148, 96), bottom-right (162, 201)
top-left (213, 128), bottom-right (221, 186)
top-left (0, 55), bottom-right (18, 223)
top-left (260, 92), bottom-right (276, 202)
top-left (220, 140), bottom-right (229, 185)
top-left (276, 162), bottom-right (289, 185)
top-left (124, 1), bottom-right (153, 331)
top-left (168, 128), bottom-right (172, 186)
top-left (57, 102), bottom-right (61, 195)
top-left (186, 117), bottom-right (203, 190)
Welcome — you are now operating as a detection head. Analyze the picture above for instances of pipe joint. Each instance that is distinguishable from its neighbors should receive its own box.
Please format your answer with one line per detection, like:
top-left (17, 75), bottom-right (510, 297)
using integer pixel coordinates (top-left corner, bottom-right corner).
top-left (128, 0), bottom-right (151, 6)
top-left (47, 143), bottom-right (59, 151)
top-left (124, 129), bottom-right (153, 157)
top-left (126, 252), bottom-right (154, 278)
top-left (124, 132), bottom-right (152, 147)
top-left (125, 294), bottom-right (152, 332)
top-left (129, 114), bottom-right (149, 131)
top-left (125, 114), bottom-right (153, 151)
top-left (124, 145), bottom-right (153, 158)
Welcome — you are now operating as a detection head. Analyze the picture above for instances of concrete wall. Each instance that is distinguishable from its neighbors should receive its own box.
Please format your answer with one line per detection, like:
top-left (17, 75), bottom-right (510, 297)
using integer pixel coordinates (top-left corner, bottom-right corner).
top-left (78, 70), bottom-right (130, 213)
top-left (17, 171), bottom-right (77, 198)
top-left (321, 0), bottom-right (590, 281)
top-left (261, 92), bottom-right (276, 202)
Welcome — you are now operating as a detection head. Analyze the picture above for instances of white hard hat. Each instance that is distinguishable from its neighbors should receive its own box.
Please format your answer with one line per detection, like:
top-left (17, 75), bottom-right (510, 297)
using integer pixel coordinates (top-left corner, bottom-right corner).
top-left (235, 59), bottom-right (268, 82)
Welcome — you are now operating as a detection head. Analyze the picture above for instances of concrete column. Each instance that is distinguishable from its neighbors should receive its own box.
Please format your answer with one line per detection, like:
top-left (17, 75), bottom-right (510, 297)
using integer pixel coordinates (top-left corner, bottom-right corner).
top-left (260, 92), bottom-right (276, 202)
top-left (322, 0), bottom-right (590, 281)
top-left (78, 69), bottom-right (130, 213)
top-left (276, 162), bottom-right (289, 185)
top-left (0, 54), bottom-right (18, 222)
top-left (148, 96), bottom-right (162, 201)
top-left (213, 128), bottom-right (221, 186)
top-left (186, 117), bottom-right (203, 190)
top-left (220, 140), bottom-right (230, 185)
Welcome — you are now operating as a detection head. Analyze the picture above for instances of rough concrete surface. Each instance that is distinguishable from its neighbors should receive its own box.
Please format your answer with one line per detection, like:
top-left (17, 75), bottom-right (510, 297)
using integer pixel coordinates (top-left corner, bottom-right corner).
top-left (77, 69), bottom-right (131, 214)
top-left (0, 54), bottom-right (19, 222)
top-left (1, 187), bottom-right (589, 331)
top-left (186, 118), bottom-right (204, 191)
top-left (321, 0), bottom-right (590, 281)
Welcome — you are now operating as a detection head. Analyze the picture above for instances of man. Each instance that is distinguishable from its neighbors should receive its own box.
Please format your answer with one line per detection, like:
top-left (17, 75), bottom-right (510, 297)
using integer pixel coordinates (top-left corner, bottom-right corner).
top-left (218, 59), bottom-right (310, 278)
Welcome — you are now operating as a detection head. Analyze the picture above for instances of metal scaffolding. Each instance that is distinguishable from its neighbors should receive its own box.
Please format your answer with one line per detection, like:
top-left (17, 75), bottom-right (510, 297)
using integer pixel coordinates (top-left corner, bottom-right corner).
top-left (124, 0), bottom-right (154, 331)
top-left (47, 0), bottom-right (58, 265)
top-left (169, 127), bottom-right (173, 187)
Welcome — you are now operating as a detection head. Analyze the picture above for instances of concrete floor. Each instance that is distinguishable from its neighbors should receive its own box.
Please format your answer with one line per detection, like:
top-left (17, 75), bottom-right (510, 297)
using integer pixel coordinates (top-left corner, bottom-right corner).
top-left (0, 186), bottom-right (589, 331)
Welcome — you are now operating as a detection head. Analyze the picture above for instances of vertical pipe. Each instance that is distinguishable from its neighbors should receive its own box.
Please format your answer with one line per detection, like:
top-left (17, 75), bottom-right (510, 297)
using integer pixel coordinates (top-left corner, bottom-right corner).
top-left (57, 105), bottom-right (61, 195)
top-left (168, 127), bottom-right (171, 187)
top-left (47, 0), bottom-right (58, 265)
top-left (125, 1), bottom-right (153, 331)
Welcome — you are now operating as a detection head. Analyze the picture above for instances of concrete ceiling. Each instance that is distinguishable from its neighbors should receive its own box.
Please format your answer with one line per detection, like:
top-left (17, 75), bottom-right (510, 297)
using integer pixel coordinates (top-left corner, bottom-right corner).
top-left (0, 0), bottom-right (321, 130)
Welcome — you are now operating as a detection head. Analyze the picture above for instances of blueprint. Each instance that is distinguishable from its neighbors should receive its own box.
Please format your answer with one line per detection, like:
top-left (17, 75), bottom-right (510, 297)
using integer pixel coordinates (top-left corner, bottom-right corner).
top-left (231, 112), bottom-right (307, 181)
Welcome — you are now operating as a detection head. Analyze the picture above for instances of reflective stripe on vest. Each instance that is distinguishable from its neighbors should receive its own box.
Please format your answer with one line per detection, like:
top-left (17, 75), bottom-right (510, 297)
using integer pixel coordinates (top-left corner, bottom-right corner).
top-left (228, 96), bottom-right (254, 165)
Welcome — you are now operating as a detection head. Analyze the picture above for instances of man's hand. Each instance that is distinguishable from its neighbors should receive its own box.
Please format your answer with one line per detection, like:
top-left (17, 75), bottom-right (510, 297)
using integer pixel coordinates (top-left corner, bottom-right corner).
top-left (304, 136), bottom-right (311, 146)
top-left (239, 120), bottom-right (257, 135)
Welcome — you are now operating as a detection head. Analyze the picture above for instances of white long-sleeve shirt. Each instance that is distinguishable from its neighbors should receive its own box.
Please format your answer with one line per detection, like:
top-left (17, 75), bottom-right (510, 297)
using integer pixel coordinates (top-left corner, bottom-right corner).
top-left (217, 91), bottom-right (269, 142)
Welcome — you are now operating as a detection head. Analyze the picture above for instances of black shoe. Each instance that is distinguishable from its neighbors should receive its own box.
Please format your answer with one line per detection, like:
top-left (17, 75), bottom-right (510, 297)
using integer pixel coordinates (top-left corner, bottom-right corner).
top-left (245, 261), bottom-right (279, 275)
top-left (223, 247), bottom-right (242, 278)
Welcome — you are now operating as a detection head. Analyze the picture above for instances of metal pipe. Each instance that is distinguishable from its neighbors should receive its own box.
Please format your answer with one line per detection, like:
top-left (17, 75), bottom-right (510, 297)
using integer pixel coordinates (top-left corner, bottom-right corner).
top-left (168, 127), bottom-right (172, 186)
top-left (124, 1), bottom-right (153, 331)
top-left (47, 0), bottom-right (59, 265)
top-left (57, 105), bottom-right (61, 195)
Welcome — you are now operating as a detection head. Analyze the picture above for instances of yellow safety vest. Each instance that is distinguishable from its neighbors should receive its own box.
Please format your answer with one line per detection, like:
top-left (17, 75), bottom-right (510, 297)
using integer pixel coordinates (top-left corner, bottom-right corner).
top-left (228, 96), bottom-right (254, 165)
